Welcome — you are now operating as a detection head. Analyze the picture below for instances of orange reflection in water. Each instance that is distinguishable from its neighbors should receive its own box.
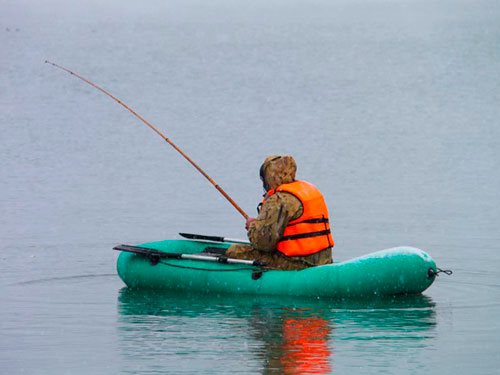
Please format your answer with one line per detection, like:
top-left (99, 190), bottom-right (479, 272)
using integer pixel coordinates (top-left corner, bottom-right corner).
top-left (280, 316), bottom-right (332, 374)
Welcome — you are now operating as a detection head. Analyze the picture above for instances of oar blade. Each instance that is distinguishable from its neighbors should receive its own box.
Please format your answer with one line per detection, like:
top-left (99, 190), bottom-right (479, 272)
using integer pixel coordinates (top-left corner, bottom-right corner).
top-left (179, 232), bottom-right (225, 242)
top-left (179, 232), bottom-right (250, 244)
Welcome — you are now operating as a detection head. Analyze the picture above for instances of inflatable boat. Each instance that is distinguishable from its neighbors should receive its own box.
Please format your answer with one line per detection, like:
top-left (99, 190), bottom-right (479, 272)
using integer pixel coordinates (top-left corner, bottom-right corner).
top-left (115, 234), bottom-right (438, 299)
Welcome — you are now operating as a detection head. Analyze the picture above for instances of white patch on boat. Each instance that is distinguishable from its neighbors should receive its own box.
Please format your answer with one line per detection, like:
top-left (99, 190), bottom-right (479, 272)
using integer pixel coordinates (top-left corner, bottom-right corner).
top-left (355, 247), bottom-right (430, 260)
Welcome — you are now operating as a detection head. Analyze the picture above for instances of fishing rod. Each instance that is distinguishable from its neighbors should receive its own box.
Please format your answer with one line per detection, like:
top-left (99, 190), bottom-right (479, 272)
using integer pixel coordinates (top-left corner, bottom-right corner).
top-left (45, 60), bottom-right (249, 220)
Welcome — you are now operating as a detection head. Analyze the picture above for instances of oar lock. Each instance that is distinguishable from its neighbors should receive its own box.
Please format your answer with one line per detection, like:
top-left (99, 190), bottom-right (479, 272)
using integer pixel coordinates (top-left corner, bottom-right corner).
top-left (148, 254), bottom-right (161, 266)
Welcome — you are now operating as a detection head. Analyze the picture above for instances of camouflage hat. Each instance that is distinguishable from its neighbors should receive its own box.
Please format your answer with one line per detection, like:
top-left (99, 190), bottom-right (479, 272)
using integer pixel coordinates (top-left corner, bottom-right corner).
top-left (259, 155), bottom-right (297, 191)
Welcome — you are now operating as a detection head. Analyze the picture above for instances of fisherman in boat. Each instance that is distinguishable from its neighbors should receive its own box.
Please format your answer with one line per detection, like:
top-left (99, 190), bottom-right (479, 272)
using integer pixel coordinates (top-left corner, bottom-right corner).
top-left (226, 155), bottom-right (334, 270)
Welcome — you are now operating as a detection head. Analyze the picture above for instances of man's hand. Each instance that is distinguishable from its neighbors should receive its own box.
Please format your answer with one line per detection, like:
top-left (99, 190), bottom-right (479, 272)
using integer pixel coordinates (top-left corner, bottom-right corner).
top-left (245, 217), bottom-right (256, 230)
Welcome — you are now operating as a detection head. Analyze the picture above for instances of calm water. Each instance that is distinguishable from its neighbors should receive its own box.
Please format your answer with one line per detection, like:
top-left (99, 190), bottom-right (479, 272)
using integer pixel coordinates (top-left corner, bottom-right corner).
top-left (1, 0), bottom-right (500, 373)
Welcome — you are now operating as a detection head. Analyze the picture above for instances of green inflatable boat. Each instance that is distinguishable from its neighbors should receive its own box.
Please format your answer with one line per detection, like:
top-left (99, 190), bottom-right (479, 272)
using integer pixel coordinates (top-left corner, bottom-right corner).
top-left (115, 235), bottom-right (439, 299)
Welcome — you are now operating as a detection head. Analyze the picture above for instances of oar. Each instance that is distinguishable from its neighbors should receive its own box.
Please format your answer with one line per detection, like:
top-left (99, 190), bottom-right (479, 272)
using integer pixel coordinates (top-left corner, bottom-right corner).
top-left (179, 232), bottom-right (250, 244)
top-left (114, 244), bottom-right (264, 266)
top-left (45, 61), bottom-right (249, 220)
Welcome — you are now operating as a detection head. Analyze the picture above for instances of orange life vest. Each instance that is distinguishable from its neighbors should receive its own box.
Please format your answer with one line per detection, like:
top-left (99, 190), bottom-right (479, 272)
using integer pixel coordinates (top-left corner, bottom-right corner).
top-left (265, 180), bottom-right (334, 257)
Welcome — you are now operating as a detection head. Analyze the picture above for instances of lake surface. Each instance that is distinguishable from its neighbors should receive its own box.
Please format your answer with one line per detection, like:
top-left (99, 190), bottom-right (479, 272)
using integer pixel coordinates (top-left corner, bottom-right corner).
top-left (1, 0), bottom-right (499, 373)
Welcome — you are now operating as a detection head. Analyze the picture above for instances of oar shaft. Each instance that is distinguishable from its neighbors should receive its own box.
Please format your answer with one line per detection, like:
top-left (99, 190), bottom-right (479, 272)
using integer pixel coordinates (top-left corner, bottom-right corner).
top-left (45, 60), bottom-right (249, 220)
top-left (180, 253), bottom-right (255, 265)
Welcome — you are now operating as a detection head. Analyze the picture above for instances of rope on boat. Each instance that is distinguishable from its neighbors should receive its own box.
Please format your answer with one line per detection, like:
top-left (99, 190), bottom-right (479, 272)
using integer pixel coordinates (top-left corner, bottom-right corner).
top-left (428, 267), bottom-right (453, 278)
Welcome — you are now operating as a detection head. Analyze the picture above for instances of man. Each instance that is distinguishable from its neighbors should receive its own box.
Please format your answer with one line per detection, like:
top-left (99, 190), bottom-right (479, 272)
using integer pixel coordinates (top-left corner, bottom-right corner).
top-left (226, 155), bottom-right (334, 270)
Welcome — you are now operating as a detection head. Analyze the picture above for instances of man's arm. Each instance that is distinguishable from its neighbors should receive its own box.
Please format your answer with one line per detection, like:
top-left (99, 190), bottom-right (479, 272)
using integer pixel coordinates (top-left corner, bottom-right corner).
top-left (247, 192), bottom-right (302, 251)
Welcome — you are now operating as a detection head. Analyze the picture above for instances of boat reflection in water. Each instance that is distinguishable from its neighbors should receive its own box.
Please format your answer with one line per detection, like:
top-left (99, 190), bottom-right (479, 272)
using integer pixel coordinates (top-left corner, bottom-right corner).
top-left (117, 289), bottom-right (436, 373)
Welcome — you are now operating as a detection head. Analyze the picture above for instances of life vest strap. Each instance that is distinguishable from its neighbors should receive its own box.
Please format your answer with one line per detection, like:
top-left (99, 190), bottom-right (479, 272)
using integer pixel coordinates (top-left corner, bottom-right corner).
top-left (279, 229), bottom-right (331, 242)
top-left (287, 218), bottom-right (329, 227)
